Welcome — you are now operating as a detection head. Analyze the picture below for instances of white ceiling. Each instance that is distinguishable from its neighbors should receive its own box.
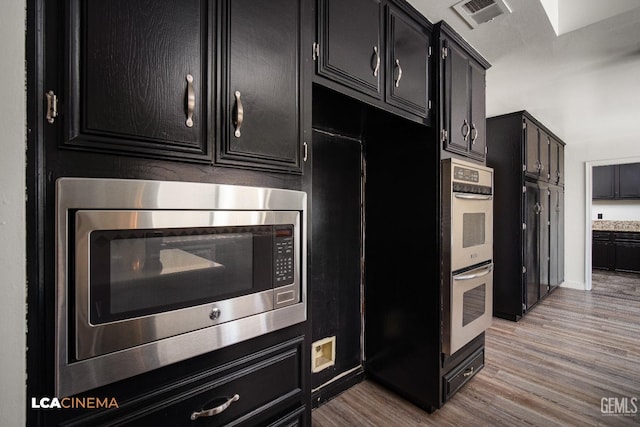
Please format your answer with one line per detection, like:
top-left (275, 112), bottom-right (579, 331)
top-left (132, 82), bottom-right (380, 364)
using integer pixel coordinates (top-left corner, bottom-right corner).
top-left (408, 0), bottom-right (640, 146)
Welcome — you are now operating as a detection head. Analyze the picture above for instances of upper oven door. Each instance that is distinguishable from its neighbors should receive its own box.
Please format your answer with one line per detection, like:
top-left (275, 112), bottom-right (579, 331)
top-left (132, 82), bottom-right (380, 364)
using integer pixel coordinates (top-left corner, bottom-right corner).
top-left (451, 192), bottom-right (493, 272)
top-left (74, 209), bottom-right (300, 361)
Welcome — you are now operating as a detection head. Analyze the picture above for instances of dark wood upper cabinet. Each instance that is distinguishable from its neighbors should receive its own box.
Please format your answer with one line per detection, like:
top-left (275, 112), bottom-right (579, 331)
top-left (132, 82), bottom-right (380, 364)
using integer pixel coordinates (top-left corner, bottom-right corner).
top-left (436, 22), bottom-right (490, 162)
top-left (62, 0), bottom-right (210, 161)
top-left (55, 0), bottom-right (309, 172)
top-left (217, 0), bottom-right (307, 173)
top-left (593, 165), bottom-right (616, 199)
top-left (316, 0), bottom-right (431, 123)
top-left (316, 0), bottom-right (382, 99)
top-left (618, 163), bottom-right (640, 198)
top-left (524, 118), bottom-right (550, 182)
top-left (385, 4), bottom-right (430, 118)
top-left (549, 136), bottom-right (564, 185)
top-left (593, 163), bottom-right (640, 199)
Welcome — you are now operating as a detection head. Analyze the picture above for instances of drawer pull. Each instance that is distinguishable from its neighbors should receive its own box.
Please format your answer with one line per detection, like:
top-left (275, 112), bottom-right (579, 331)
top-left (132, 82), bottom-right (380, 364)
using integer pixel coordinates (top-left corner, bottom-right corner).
top-left (190, 394), bottom-right (239, 420)
top-left (463, 366), bottom-right (474, 377)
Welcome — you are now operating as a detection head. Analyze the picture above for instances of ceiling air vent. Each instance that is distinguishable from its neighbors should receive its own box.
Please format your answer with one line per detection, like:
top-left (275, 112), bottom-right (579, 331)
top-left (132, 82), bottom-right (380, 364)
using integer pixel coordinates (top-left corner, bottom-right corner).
top-left (453, 0), bottom-right (512, 29)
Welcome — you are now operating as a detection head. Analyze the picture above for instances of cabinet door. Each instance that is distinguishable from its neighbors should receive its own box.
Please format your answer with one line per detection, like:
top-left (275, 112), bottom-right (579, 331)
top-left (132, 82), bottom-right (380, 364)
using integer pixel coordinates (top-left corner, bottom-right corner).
top-left (317, 0), bottom-right (382, 98)
top-left (443, 40), bottom-right (470, 154)
top-left (592, 165), bottom-right (616, 199)
top-left (615, 242), bottom-right (640, 273)
top-left (62, 0), bottom-right (209, 161)
top-left (539, 184), bottom-right (550, 298)
top-left (592, 232), bottom-right (613, 270)
top-left (550, 138), bottom-right (564, 186)
top-left (538, 130), bottom-right (551, 182)
top-left (385, 5), bottom-right (429, 118)
top-left (524, 119), bottom-right (540, 179)
top-left (549, 186), bottom-right (564, 287)
top-left (618, 163), bottom-right (640, 198)
top-left (468, 61), bottom-right (486, 160)
top-left (524, 181), bottom-right (540, 310)
top-left (219, 0), bottom-right (303, 172)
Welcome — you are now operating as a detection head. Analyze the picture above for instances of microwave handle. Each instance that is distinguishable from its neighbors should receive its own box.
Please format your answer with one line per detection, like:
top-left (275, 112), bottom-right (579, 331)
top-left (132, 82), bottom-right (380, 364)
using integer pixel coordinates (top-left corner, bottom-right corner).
top-left (454, 193), bottom-right (492, 200)
top-left (453, 263), bottom-right (494, 281)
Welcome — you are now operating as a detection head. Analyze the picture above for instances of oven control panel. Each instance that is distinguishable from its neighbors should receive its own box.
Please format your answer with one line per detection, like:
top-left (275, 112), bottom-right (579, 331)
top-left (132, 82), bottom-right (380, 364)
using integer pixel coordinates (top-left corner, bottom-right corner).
top-left (450, 160), bottom-right (493, 195)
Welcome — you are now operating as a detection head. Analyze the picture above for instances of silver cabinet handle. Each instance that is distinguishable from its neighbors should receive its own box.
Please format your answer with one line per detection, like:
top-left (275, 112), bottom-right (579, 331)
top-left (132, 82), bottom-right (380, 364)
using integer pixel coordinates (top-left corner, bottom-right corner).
top-left (453, 263), bottom-right (493, 281)
top-left (454, 193), bottom-right (492, 201)
top-left (185, 74), bottom-right (195, 128)
top-left (470, 123), bottom-right (478, 144)
top-left (463, 366), bottom-right (474, 377)
top-left (190, 394), bottom-right (239, 420)
top-left (233, 91), bottom-right (243, 138)
top-left (394, 59), bottom-right (402, 87)
top-left (373, 46), bottom-right (380, 77)
top-left (461, 119), bottom-right (470, 141)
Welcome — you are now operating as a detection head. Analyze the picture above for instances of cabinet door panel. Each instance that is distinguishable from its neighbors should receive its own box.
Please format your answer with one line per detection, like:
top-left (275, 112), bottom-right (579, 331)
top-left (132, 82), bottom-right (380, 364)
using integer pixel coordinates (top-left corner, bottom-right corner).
top-left (469, 61), bottom-right (486, 159)
top-left (618, 163), bottom-right (640, 198)
top-left (386, 6), bottom-right (428, 118)
top-left (221, 0), bottom-right (301, 170)
top-left (539, 185), bottom-right (550, 297)
top-left (524, 182), bottom-right (540, 310)
top-left (318, 0), bottom-right (382, 98)
top-left (524, 119), bottom-right (539, 179)
top-left (444, 41), bottom-right (470, 153)
top-left (592, 165), bottom-right (616, 199)
top-left (538, 130), bottom-right (551, 182)
top-left (615, 242), bottom-right (640, 273)
top-left (67, 0), bottom-right (209, 160)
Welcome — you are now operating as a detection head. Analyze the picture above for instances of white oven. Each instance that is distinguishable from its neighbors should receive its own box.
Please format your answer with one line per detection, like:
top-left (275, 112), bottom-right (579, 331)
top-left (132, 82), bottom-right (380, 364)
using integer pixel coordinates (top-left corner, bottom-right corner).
top-left (442, 158), bottom-right (494, 355)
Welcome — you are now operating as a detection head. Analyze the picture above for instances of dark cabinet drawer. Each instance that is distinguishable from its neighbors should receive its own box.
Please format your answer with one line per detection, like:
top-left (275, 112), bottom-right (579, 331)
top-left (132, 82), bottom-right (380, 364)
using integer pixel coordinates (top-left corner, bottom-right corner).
top-left (443, 348), bottom-right (484, 401)
top-left (107, 339), bottom-right (304, 427)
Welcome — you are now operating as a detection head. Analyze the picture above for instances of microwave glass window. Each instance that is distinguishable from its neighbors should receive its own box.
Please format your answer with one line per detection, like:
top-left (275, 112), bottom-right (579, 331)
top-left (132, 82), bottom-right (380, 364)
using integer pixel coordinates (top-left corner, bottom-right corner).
top-left (462, 212), bottom-right (486, 248)
top-left (462, 283), bottom-right (486, 326)
top-left (89, 226), bottom-right (277, 324)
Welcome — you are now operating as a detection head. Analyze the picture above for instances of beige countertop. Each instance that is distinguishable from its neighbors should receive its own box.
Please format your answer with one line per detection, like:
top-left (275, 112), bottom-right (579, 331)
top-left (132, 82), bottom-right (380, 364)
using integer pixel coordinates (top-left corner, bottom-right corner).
top-left (592, 220), bottom-right (640, 232)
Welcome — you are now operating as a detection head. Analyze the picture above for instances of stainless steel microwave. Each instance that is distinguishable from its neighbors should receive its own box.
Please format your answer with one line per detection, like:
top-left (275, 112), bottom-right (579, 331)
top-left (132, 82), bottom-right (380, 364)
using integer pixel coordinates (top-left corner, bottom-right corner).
top-left (55, 178), bottom-right (307, 397)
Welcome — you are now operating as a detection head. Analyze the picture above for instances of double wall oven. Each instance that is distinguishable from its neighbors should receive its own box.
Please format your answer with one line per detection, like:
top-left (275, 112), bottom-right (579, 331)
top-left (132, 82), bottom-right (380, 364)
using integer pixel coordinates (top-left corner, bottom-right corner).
top-left (56, 178), bottom-right (307, 397)
top-left (442, 158), bottom-right (494, 355)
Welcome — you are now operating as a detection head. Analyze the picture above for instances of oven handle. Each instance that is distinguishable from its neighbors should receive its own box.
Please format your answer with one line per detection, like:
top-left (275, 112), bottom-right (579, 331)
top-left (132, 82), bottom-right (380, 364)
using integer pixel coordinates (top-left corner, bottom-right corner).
top-left (454, 193), bottom-right (493, 200)
top-left (453, 263), bottom-right (494, 281)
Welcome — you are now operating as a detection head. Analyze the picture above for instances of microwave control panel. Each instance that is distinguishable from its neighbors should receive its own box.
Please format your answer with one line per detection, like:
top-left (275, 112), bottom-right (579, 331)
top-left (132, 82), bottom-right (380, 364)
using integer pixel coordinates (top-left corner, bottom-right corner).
top-left (274, 226), bottom-right (295, 285)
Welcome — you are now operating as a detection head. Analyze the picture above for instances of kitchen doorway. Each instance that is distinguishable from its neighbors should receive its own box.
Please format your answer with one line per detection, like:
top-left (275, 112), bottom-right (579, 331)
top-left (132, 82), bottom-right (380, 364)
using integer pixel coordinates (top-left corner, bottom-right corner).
top-left (585, 157), bottom-right (640, 291)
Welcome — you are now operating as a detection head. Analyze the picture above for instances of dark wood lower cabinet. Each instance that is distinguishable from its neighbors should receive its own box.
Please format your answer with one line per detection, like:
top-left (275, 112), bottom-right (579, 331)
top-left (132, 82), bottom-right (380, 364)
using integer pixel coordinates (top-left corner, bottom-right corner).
top-left (593, 231), bottom-right (640, 274)
top-left (51, 336), bottom-right (308, 427)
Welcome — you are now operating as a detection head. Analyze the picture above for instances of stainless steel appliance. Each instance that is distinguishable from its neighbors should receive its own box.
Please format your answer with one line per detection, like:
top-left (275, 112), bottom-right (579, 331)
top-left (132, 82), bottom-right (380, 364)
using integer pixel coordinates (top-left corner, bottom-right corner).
top-left (442, 158), bottom-right (494, 355)
top-left (55, 178), bottom-right (307, 397)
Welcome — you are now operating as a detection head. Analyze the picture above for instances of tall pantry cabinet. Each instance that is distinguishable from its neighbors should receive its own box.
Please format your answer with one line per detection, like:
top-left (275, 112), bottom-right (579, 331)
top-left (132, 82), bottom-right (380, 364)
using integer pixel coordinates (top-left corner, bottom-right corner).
top-left (486, 111), bottom-right (565, 321)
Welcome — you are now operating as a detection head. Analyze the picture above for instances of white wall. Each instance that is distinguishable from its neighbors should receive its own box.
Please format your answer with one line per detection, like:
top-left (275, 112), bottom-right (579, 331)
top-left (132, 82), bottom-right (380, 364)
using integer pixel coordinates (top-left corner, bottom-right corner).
top-left (592, 200), bottom-right (640, 221)
top-left (0, 0), bottom-right (26, 425)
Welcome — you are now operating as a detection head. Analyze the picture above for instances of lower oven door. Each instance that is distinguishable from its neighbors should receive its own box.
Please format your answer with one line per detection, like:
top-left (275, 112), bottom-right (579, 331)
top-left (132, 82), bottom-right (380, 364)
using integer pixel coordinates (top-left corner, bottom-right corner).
top-left (446, 263), bottom-right (493, 355)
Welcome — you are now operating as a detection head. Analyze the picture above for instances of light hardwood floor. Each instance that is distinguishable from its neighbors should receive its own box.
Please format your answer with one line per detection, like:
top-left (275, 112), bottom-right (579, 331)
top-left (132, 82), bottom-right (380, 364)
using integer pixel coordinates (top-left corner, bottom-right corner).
top-left (312, 284), bottom-right (640, 426)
